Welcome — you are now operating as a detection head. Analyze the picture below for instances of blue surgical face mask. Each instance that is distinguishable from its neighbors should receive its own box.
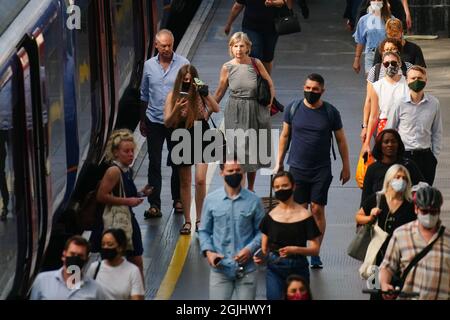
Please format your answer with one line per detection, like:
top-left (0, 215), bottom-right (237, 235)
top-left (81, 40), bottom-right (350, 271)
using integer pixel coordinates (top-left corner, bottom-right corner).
top-left (417, 212), bottom-right (439, 229)
top-left (390, 178), bottom-right (406, 192)
top-left (370, 1), bottom-right (383, 11)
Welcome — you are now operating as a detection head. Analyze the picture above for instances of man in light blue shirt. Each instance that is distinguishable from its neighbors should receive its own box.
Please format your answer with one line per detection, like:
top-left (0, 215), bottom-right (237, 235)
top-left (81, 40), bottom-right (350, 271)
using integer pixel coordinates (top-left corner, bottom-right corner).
top-left (199, 159), bottom-right (264, 300)
top-left (140, 29), bottom-right (189, 218)
top-left (30, 236), bottom-right (104, 300)
top-left (386, 65), bottom-right (442, 185)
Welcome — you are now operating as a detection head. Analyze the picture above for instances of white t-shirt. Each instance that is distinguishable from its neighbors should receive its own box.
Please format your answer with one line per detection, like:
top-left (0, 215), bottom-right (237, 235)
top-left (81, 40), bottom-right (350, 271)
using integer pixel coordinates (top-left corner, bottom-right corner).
top-left (87, 258), bottom-right (144, 300)
top-left (372, 76), bottom-right (409, 119)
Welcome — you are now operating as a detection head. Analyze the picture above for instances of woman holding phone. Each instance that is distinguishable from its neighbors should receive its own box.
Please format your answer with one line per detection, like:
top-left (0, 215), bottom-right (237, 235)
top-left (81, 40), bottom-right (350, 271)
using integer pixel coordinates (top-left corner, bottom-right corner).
top-left (164, 64), bottom-right (220, 235)
top-left (254, 171), bottom-right (321, 300)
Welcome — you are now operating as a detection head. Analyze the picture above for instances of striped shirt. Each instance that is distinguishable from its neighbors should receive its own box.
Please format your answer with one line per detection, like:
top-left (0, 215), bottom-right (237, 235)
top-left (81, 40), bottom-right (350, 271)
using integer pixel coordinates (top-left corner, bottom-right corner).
top-left (380, 220), bottom-right (450, 300)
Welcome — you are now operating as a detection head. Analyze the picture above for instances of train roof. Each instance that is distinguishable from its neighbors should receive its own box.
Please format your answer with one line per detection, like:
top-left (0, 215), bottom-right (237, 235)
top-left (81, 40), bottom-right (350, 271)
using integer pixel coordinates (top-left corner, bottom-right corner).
top-left (0, 0), bottom-right (54, 68)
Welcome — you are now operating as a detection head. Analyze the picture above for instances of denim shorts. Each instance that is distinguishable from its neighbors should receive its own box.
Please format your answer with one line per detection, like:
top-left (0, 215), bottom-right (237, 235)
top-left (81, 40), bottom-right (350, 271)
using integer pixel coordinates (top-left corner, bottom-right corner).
top-left (242, 27), bottom-right (278, 62)
top-left (364, 48), bottom-right (376, 74)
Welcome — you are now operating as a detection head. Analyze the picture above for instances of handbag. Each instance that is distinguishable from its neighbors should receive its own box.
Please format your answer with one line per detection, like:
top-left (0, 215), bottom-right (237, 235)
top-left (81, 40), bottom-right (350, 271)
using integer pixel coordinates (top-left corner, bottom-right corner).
top-left (102, 175), bottom-right (134, 251)
top-left (355, 151), bottom-right (375, 189)
top-left (250, 58), bottom-right (271, 106)
top-left (274, 6), bottom-right (301, 35)
top-left (270, 97), bottom-right (285, 116)
top-left (359, 222), bottom-right (389, 279)
top-left (347, 192), bottom-right (383, 261)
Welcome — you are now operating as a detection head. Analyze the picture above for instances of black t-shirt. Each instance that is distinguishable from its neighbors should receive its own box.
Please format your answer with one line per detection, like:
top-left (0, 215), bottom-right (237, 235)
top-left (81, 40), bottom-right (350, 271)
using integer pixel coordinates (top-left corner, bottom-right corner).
top-left (373, 40), bottom-right (427, 67)
top-left (237, 0), bottom-right (277, 33)
top-left (360, 158), bottom-right (424, 206)
top-left (259, 214), bottom-right (321, 252)
top-left (361, 193), bottom-right (416, 264)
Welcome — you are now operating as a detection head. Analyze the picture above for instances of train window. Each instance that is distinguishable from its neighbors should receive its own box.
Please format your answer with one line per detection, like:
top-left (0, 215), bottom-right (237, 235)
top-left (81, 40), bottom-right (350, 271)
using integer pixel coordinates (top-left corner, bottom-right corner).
top-left (0, 69), bottom-right (18, 299)
top-left (73, 0), bottom-right (97, 163)
top-left (42, 14), bottom-right (67, 207)
top-left (0, 0), bottom-right (30, 37)
top-left (113, 0), bottom-right (136, 97)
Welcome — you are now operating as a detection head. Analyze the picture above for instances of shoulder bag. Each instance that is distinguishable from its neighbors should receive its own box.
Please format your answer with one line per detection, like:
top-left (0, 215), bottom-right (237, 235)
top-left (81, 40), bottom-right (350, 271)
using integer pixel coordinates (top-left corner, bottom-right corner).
top-left (250, 58), bottom-right (271, 106)
top-left (102, 174), bottom-right (134, 251)
top-left (274, 5), bottom-right (301, 35)
top-left (347, 192), bottom-right (383, 261)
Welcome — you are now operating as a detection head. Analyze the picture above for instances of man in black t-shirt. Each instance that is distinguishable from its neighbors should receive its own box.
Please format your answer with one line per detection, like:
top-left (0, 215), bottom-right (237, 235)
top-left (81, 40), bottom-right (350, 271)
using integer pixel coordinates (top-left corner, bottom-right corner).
top-left (224, 0), bottom-right (294, 74)
top-left (274, 74), bottom-right (351, 268)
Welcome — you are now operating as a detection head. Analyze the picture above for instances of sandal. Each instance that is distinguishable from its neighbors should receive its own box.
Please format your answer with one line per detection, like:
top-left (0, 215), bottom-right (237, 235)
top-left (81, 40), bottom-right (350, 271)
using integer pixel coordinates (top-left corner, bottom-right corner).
top-left (144, 207), bottom-right (162, 219)
top-left (195, 220), bottom-right (201, 233)
top-left (179, 222), bottom-right (191, 235)
top-left (173, 200), bottom-right (183, 214)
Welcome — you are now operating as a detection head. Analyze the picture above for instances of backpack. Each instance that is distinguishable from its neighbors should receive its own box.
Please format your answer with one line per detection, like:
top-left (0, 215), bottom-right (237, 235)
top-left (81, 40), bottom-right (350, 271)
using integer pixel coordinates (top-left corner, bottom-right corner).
top-left (287, 99), bottom-right (337, 160)
top-left (373, 62), bottom-right (408, 82)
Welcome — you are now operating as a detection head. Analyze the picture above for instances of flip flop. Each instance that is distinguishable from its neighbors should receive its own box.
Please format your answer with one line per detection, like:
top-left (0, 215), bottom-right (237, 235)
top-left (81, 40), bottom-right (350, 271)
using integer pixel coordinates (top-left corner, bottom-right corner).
top-left (180, 222), bottom-right (191, 235)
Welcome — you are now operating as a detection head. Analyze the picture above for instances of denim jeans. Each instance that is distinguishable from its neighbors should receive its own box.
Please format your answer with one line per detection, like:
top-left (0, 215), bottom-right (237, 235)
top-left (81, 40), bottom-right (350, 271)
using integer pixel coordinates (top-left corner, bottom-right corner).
top-left (209, 270), bottom-right (257, 300)
top-left (266, 252), bottom-right (310, 300)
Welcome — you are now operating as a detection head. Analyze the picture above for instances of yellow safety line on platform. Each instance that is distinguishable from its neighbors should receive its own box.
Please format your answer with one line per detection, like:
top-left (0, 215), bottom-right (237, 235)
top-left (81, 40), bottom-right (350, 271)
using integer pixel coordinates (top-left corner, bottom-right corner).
top-left (155, 160), bottom-right (220, 300)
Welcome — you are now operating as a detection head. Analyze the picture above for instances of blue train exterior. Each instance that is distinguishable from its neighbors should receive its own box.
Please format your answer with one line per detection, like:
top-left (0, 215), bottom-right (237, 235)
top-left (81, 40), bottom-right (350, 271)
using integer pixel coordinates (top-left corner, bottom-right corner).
top-left (0, 0), bottom-right (159, 299)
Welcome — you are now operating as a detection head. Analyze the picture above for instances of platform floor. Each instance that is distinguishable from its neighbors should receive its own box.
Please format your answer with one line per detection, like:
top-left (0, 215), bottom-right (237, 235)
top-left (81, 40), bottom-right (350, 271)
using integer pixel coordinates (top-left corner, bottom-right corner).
top-left (128, 0), bottom-right (450, 300)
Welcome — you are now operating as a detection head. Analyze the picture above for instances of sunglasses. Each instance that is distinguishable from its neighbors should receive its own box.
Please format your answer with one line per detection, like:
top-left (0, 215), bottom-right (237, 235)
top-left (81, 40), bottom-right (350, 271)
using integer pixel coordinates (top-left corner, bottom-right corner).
top-left (383, 60), bottom-right (399, 68)
top-left (419, 208), bottom-right (440, 215)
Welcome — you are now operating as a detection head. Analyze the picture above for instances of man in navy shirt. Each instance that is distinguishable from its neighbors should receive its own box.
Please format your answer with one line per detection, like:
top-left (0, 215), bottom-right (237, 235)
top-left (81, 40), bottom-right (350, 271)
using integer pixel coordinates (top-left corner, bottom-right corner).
top-left (274, 74), bottom-right (350, 268)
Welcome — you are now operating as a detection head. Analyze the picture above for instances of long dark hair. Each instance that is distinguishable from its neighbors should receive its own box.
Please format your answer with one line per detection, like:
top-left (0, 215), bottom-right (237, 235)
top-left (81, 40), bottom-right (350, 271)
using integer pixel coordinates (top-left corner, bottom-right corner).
top-left (372, 129), bottom-right (405, 161)
top-left (170, 64), bottom-right (201, 129)
top-left (361, 0), bottom-right (391, 22)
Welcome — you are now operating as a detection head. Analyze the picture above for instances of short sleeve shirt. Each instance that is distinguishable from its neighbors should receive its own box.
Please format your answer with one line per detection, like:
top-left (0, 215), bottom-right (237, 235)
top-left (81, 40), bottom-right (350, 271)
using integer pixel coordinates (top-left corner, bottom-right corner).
top-left (353, 13), bottom-right (386, 52)
top-left (236, 0), bottom-right (277, 33)
top-left (284, 100), bottom-right (343, 170)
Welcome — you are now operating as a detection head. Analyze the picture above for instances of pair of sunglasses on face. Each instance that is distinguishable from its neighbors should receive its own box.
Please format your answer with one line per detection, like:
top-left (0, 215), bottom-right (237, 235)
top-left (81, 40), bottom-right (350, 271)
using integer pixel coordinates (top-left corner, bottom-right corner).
top-left (383, 60), bottom-right (399, 68)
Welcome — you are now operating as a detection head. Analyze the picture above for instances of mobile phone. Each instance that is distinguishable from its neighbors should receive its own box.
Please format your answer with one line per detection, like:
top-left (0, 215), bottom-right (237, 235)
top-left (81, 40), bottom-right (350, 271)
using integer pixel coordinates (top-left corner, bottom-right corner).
top-left (136, 191), bottom-right (146, 198)
top-left (179, 91), bottom-right (189, 98)
top-left (213, 257), bottom-right (222, 266)
top-left (254, 248), bottom-right (264, 259)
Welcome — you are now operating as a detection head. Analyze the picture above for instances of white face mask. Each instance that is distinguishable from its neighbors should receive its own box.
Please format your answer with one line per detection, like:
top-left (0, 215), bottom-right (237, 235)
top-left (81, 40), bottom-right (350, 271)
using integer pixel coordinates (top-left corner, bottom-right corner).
top-left (417, 212), bottom-right (439, 229)
top-left (390, 178), bottom-right (406, 193)
top-left (370, 1), bottom-right (383, 11)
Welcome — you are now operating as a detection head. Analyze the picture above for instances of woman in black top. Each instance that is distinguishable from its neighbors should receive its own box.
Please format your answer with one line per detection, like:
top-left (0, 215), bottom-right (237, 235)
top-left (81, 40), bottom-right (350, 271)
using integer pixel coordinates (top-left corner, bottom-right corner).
top-left (356, 164), bottom-right (416, 299)
top-left (361, 129), bottom-right (423, 205)
top-left (255, 171), bottom-right (321, 300)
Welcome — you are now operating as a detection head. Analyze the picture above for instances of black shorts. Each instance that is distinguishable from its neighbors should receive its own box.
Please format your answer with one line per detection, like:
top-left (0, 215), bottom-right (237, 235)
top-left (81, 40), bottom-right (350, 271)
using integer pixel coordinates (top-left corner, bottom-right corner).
top-left (289, 166), bottom-right (333, 206)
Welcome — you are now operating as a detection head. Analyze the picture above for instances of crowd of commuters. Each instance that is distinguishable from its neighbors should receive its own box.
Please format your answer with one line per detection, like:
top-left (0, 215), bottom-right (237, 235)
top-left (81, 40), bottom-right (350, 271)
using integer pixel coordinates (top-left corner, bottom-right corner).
top-left (28, 1), bottom-right (449, 301)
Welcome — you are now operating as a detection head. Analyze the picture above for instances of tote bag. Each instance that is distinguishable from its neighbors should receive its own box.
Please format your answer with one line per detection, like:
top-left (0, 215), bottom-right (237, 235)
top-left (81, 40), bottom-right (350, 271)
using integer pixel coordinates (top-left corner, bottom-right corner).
top-left (359, 223), bottom-right (389, 279)
top-left (102, 175), bottom-right (134, 251)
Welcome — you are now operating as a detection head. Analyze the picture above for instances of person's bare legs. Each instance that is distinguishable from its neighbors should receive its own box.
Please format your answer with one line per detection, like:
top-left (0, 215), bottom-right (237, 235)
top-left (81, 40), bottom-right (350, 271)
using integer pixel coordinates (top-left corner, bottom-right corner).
top-left (179, 166), bottom-right (192, 230)
top-left (310, 203), bottom-right (326, 245)
top-left (194, 163), bottom-right (208, 224)
top-left (247, 171), bottom-right (257, 192)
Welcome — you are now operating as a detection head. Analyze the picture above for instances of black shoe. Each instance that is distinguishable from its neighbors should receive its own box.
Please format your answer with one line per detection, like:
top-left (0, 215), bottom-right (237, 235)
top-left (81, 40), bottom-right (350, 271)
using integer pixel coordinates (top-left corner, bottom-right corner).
top-left (298, 0), bottom-right (309, 19)
top-left (144, 207), bottom-right (162, 219)
top-left (0, 209), bottom-right (7, 221)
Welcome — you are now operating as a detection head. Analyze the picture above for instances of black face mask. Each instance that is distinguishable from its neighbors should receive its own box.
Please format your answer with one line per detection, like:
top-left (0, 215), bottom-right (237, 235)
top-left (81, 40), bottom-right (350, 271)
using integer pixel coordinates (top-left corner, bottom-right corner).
top-left (224, 173), bottom-right (243, 189)
top-left (65, 256), bottom-right (86, 270)
top-left (101, 248), bottom-right (119, 261)
top-left (274, 189), bottom-right (294, 202)
top-left (181, 81), bottom-right (191, 93)
top-left (304, 91), bottom-right (322, 104)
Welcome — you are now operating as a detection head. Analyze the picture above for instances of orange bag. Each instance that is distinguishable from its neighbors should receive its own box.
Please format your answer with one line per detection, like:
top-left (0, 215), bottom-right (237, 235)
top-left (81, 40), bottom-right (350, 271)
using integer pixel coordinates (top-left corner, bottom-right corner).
top-left (355, 152), bottom-right (375, 189)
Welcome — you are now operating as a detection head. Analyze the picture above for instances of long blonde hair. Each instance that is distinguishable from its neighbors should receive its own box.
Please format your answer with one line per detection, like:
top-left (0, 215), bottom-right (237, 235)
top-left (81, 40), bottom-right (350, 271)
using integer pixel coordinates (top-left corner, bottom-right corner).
top-left (104, 129), bottom-right (135, 163)
top-left (170, 64), bottom-right (201, 129)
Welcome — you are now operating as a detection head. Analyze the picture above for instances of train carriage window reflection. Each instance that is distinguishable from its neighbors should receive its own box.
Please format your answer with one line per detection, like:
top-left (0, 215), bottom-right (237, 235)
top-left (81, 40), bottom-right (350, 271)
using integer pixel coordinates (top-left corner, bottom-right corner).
top-left (0, 0), bottom-right (30, 36)
top-left (43, 14), bottom-right (67, 207)
top-left (114, 0), bottom-right (136, 97)
top-left (73, 0), bottom-right (96, 163)
top-left (0, 71), bottom-right (18, 299)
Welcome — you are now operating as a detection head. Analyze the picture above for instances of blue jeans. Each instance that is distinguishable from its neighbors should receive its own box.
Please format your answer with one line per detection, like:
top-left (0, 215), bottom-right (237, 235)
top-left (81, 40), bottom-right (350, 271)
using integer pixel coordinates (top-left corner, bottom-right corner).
top-left (242, 27), bottom-right (278, 62)
top-left (209, 270), bottom-right (257, 300)
top-left (266, 252), bottom-right (310, 300)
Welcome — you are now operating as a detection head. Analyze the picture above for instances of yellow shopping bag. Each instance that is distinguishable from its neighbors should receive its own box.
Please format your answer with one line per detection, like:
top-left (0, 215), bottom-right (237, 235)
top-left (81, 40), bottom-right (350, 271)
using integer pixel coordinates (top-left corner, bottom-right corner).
top-left (355, 152), bottom-right (375, 189)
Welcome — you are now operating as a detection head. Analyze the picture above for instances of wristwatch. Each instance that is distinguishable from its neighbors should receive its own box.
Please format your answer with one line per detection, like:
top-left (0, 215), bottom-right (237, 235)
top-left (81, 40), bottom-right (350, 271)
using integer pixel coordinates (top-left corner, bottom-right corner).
top-left (361, 124), bottom-right (367, 129)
